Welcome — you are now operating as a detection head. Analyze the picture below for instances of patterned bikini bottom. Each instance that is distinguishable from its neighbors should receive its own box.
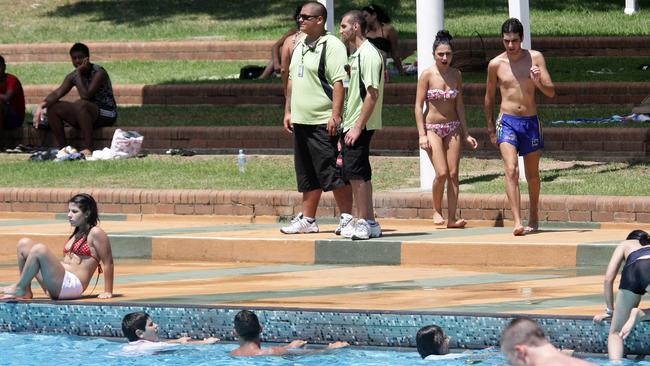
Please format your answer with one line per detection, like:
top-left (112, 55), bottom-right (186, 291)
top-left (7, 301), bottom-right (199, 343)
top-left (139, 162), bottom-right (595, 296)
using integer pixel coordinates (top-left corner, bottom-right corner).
top-left (424, 120), bottom-right (461, 138)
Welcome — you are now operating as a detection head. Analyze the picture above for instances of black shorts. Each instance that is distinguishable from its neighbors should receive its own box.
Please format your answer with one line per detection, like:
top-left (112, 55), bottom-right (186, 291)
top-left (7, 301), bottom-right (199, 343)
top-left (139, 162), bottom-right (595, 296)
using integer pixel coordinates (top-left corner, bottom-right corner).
top-left (3, 104), bottom-right (24, 129)
top-left (96, 109), bottom-right (117, 127)
top-left (619, 258), bottom-right (650, 295)
top-left (293, 124), bottom-right (346, 193)
top-left (342, 129), bottom-right (374, 182)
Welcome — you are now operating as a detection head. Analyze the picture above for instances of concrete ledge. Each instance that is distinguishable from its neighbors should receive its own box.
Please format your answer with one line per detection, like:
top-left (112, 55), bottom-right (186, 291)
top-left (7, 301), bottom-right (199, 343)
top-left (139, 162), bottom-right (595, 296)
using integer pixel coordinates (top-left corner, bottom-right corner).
top-left (6, 126), bottom-right (648, 160)
top-left (0, 188), bottom-right (648, 224)
top-left (22, 82), bottom-right (650, 106)
top-left (2, 36), bottom-right (649, 62)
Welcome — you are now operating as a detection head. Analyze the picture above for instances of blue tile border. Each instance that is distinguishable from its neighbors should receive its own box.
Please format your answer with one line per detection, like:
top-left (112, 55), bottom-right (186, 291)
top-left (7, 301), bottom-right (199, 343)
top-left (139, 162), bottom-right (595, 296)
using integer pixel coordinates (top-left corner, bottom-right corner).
top-left (1, 302), bottom-right (648, 355)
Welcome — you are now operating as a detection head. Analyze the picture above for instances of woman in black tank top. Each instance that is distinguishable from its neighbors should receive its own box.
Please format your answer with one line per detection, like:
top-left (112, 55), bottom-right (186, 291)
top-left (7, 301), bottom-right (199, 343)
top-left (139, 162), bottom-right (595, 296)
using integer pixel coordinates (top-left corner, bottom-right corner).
top-left (362, 4), bottom-right (404, 75)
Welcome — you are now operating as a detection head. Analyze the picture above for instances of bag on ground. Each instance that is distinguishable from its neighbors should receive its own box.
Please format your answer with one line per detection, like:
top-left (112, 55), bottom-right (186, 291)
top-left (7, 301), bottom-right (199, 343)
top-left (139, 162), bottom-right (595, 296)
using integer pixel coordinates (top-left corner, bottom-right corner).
top-left (110, 129), bottom-right (143, 158)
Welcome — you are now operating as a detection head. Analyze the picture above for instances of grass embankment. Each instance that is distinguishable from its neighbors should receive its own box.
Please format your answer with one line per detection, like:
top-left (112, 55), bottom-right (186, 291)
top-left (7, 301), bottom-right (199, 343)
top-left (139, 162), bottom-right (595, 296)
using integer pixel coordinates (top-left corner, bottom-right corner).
top-left (4, 0), bottom-right (649, 43)
top-left (10, 57), bottom-right (650, 84)
top-left (30, 105), bottom-right (636, 129)
top-left (1, 155), bottom-right (648, 196)
top-left (21, 105), bottom-right (645, 129)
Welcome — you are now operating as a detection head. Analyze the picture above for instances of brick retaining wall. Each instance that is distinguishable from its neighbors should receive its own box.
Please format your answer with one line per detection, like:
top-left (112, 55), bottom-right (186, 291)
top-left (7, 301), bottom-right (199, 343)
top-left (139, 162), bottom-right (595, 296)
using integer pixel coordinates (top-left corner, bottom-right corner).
top-left (22, 82), bottom-right (650, 106)
top-left (2, 37), bottom-right (649, 62)
top-left (0, 188), bottom-right (648, 224)
top-left (7, 126), bottom-right (649, 160)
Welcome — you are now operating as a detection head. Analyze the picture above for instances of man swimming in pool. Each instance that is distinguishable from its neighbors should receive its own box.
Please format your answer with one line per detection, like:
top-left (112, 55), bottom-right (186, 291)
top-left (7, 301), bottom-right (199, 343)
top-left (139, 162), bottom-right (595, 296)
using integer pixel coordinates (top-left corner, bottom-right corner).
top-left (230, 310), bottom-right (348, 356)
top-left (484, 18), bottom-right (555, 236)
top-left (501, 318), bottom-right (595, 366)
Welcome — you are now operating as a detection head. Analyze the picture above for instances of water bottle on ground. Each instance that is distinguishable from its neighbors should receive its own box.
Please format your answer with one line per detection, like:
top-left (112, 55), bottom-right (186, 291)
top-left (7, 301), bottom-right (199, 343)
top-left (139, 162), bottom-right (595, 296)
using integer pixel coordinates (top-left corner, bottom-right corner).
top-left (237, 149), bottom-right (246, 173)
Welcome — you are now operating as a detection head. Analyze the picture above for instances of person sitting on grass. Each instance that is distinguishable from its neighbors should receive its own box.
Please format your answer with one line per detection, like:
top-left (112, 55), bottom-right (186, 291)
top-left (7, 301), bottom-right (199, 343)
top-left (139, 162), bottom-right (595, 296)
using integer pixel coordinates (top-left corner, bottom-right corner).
top-left (1, 193), bottom-right (114, 300)
top-left (259, 4), bottom-right (304, 81)
top-left (32, 43), bottom-right (117, 157)
top-left (0, 55), bottom-right (26, 148)
top-left (121, 312), bottom-right (219, 353)
top-left (230, 310), bottom-right (348, 356)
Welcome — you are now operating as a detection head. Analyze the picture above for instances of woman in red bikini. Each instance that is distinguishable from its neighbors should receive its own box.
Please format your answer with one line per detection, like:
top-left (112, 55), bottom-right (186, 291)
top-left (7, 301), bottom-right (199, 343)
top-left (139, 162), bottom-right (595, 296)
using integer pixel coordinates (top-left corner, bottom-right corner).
top-left (1, 193), bottom-right (113, 300)
top-left (415, 30), bottom-right (478, 228)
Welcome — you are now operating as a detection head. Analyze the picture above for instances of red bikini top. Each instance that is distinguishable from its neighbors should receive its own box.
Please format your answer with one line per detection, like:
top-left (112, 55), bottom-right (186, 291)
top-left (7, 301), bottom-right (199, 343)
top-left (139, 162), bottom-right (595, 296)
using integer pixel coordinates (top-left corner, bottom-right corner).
top-left (64, 235), bottom-right (103, 274)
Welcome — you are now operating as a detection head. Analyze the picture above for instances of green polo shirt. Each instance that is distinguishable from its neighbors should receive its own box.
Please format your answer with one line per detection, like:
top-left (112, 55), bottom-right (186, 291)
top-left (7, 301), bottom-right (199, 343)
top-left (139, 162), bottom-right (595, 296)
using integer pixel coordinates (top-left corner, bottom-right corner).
top-left (342, 40), bottom-right (384, 131)
top-left (289, 34), bottom-right (348, 125)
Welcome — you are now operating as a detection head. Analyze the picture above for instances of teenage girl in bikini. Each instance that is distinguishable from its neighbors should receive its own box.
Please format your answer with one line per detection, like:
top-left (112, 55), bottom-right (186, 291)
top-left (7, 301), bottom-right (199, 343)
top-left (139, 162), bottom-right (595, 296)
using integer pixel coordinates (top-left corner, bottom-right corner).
top-left (593, 230), bottom-right (650, 361)
top-left (415, 30), bottom-right (478, 228)
top-left (1, 193), bottom-right (113, 300)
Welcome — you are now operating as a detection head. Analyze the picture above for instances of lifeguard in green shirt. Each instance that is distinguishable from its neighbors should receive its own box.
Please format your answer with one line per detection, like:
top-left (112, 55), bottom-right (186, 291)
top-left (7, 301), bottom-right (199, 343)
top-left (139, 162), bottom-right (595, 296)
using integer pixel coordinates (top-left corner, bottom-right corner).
top-left (338, 10), bottom-right (384, 240)
top-left (281, 1), bottom-right (354, 235)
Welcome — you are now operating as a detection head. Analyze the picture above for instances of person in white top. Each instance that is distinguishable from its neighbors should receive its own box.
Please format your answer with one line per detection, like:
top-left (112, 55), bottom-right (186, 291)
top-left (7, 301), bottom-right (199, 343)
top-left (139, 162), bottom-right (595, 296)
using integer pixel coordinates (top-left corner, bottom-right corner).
top-left (121, 312), bottom-right (218, 353)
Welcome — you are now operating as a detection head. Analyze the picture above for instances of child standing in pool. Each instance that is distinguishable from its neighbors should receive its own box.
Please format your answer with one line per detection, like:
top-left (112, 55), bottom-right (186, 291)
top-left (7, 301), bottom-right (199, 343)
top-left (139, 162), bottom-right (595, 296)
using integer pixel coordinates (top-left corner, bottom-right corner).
top-left (415, 30), bottom-right (478, 228)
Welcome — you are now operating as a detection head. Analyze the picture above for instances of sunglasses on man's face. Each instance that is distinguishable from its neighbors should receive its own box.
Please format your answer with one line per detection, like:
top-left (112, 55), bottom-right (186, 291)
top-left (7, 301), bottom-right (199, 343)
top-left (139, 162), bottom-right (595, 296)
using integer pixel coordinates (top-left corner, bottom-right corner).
top-left (298, 14), bottom-right (319, 21)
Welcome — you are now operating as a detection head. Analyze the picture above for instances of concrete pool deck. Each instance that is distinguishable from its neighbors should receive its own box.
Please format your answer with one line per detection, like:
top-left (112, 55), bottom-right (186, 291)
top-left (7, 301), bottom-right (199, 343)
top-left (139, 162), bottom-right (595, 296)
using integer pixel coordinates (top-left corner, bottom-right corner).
top-left (1, 213), bottom-right (648, 316)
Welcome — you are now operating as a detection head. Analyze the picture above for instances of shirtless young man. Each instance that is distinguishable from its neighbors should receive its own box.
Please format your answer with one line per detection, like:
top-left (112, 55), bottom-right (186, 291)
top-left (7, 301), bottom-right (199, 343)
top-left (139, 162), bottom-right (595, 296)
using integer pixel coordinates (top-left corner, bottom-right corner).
top-left (230, 310), bottom-right (347, 356)
top-left (484, 18), bottom-right (555, 236)
top-left (501, 318), bottom-right (595, 366)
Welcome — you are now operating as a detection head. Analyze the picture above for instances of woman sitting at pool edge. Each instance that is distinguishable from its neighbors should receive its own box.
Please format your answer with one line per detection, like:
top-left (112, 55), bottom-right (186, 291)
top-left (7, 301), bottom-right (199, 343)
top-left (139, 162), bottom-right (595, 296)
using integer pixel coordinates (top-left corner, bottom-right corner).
top-left (1, 193), bottom-right (113, 300)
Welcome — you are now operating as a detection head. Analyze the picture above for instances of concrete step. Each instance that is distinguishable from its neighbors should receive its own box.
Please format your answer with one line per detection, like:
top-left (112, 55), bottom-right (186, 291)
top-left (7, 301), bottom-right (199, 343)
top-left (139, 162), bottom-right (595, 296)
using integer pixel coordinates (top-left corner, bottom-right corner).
top-left (21, 82), bottom-right (650, 106)
top-left (0, 211), bottom-right (637, 267)
top-left (0, 188), bottom-right (648, 225)
top-left (6, 126), bottom-right (649, 160)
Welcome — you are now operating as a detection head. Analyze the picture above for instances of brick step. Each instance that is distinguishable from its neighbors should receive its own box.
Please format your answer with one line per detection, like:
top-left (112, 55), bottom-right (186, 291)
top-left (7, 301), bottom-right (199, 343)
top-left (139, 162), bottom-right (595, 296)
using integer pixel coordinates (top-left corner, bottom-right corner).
top-left (22, 82), bottom-right (650, 106)
top-left (2, 36), bottom-right (649, 62)
top-left (0, 188), bottom-right (648, 224)
top-left (6, 126), bottom-right (649, 160)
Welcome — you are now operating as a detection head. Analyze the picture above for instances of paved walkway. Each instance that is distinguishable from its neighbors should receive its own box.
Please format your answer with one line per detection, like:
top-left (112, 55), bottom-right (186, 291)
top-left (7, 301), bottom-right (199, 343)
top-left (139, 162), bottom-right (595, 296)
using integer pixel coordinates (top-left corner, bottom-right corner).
top-left (1, 213), bottom-right (647, 316)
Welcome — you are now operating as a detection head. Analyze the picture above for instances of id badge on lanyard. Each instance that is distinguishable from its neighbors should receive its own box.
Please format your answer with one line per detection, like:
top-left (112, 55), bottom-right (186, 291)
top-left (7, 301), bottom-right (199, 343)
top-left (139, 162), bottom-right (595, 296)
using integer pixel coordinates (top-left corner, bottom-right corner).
top-left (298, 64), bottom-right (304, 78)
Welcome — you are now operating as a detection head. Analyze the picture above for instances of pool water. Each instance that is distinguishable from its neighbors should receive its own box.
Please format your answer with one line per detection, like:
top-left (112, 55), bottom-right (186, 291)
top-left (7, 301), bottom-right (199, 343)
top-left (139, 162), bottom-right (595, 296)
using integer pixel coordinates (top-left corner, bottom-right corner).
top-left (0, 332), bottom-right (646, 365)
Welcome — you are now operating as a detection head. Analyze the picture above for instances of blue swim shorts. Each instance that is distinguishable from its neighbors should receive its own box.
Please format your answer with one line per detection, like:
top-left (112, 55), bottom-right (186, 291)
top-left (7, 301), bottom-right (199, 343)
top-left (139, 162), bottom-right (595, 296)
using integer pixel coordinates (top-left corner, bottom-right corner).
top-left (496, 113), bottom-right (544, 156)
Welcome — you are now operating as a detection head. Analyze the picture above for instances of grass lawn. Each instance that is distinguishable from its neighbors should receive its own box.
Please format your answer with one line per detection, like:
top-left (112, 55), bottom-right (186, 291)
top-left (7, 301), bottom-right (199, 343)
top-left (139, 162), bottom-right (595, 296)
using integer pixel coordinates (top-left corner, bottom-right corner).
top-left (37, 105), bottom-right (639, 129)
top-left (16, 105), bottom-right (640, 129)
top-left (3, 0), bottom-right (649, 43)
top-left (8, 60), bottom-right (252, 85)
top-left (1, 154), bottom-right (647, 196)
top-left (9, 57), bottom-right (650, 85)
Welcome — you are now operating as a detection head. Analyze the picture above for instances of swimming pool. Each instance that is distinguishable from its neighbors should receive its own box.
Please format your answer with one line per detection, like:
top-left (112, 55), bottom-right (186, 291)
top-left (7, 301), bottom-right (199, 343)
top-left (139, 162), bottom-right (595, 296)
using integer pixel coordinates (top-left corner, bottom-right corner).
top-left (1, 332), bottom-right (632, 366)
top-left (1, 301), bottom-right (650, 363)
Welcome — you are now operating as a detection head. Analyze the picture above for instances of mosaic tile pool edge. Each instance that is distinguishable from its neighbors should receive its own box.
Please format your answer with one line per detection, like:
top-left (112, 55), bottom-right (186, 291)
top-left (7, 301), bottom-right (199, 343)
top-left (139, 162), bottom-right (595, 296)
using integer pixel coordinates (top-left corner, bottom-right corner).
top-left (1, 302), bottom-right (648, 355)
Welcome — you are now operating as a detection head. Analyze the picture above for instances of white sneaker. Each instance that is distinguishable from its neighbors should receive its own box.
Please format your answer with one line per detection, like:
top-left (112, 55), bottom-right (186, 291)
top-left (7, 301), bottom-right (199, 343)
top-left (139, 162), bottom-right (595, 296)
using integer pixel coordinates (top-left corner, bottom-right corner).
top-left (335, 213), bottom-right (354, 236)
top-left (341, 218), bottom-right (357, 238)
top-left (369, 221), bottom-right (382, 238)
top-left (351, 219), bottom-right (382, 240)
top-left (280, 213), bottom-right (319, 234)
